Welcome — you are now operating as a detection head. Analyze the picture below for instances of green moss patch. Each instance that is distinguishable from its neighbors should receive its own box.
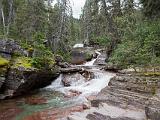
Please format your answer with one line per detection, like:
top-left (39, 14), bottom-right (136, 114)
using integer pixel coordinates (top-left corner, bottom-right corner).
top-left (12, 57), bottom-right (32, 69)
top-left (0, 56), bottom-right (9, 67)
top-left (142, 72), bottom-right (160, 76)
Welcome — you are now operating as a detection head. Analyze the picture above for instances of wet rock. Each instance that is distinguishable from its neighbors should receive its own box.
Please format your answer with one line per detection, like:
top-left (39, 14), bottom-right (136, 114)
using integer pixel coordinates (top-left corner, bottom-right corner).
top-left (60, 67), bottom-right (83, 73)
top-left (81, 70), bottom-right (95, 80)
top-left (70, 47), bottom-right (94, 65)
top-left (82, 102), bottom-right (91, 109)
top-left (86, 95), bottom-right (96, 101)
top-left (62, 73), bottom-right (86, 87)
top-left (91, 100), bottom-right (101, 107)
top-left (65, 90), bottom-right (82, 98)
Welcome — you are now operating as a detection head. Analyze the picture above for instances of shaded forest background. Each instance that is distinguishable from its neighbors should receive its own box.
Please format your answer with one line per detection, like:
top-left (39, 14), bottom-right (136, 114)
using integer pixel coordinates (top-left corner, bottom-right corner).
top-left (0, 0), bottom-right (160, 71)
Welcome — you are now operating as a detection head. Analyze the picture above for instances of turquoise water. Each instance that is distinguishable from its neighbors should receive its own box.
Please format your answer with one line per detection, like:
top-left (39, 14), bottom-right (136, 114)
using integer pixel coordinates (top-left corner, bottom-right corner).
top-left (0, 89), bottom-right (72, 120)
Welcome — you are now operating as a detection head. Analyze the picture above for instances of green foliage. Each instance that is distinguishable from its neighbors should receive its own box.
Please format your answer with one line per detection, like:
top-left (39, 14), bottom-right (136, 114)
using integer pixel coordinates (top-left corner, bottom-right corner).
top-left (93, 36), bottom-right (111, 46)
top-left (140, 0), bottom-right (160, 18)
top-left (31, 57), bottom-right (55, 69)
top-left (110, 18), bottom-right (160, 69)
top-left (56, 50), bottom-right (71, 62)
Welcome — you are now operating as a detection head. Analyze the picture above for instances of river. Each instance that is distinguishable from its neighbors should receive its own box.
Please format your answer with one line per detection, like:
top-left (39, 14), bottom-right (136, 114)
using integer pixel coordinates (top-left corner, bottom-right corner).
top-left (0, 49), bottom-right (115, 120)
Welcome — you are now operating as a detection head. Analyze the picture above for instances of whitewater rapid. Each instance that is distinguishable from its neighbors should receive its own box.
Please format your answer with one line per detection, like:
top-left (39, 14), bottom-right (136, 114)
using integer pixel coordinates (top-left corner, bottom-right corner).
top-left (46, 51), bottom-right (115, 103)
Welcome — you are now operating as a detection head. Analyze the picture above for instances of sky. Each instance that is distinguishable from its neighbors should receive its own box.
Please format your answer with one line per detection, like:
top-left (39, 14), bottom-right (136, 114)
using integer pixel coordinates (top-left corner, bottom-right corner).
top-left (71, 0), bottom-right (86, 19)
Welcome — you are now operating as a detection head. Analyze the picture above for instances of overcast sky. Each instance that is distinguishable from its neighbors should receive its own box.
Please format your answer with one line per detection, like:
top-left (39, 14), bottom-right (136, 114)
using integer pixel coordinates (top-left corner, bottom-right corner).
top-left (71, 0), bottom-right (86, 18)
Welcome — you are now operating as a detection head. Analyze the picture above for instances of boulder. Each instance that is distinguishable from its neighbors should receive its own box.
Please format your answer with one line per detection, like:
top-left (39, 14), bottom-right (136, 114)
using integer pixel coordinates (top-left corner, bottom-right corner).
top-left (70, 47), bottom-right (94, 65)
top-left (0, 56), bottom-right (60, 99)
top-left (0, 39), bottom-right (27, 59)
top-left (0, 66), bottom-right (59, 99)
top-left (0, 40), bottom-right (60, 99)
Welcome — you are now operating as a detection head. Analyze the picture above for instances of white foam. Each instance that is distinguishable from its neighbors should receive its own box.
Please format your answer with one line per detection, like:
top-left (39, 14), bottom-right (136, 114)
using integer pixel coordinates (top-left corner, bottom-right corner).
top-left (73, 44), bottom-right (84, 48)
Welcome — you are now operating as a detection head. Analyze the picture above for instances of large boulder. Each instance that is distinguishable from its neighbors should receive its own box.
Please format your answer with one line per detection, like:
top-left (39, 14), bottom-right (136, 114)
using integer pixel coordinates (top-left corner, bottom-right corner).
top-left (0, 66), bottom-right (59, 99)
top-left (70, 47), bottom-right (94, 65)
top-left (0, 39), bottom-right (27, 59)
top-left (0, 56), bottom-right (59, 99)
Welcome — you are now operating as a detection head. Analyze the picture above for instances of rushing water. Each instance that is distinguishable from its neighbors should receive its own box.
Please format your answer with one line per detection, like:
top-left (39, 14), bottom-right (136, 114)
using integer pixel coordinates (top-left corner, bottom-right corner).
top-left (0, 50), bottom-right (115, 120)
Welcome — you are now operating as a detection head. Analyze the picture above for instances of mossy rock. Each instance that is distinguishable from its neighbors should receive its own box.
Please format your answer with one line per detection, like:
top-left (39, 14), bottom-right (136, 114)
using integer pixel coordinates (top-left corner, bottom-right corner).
top-left (0, 56), bottom-right (9, 67)
top-left (12, 57), bottom-right (32, 69)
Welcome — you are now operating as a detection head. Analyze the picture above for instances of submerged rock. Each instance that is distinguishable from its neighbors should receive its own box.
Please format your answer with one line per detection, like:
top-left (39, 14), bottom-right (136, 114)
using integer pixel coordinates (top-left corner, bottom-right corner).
top-left (0, 104), bottom-right (23, 120)
top-left (25, 96), bottom-right (47, 105)
top-left (23, 105), bottom-right (84, 120)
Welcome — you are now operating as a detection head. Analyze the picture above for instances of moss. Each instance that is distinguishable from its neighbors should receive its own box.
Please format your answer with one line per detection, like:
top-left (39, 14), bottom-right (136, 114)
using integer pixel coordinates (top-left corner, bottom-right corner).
top-left (28, 47), bottom-right (34, 52)
top-left (0, 56), bottom-right (9, 67)
top-left (142, 72), bottom-right (160, 76)
top-left (12, 57), bottom-right (32, 69)
top-left (85, 52), bottom-right (92, 61)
